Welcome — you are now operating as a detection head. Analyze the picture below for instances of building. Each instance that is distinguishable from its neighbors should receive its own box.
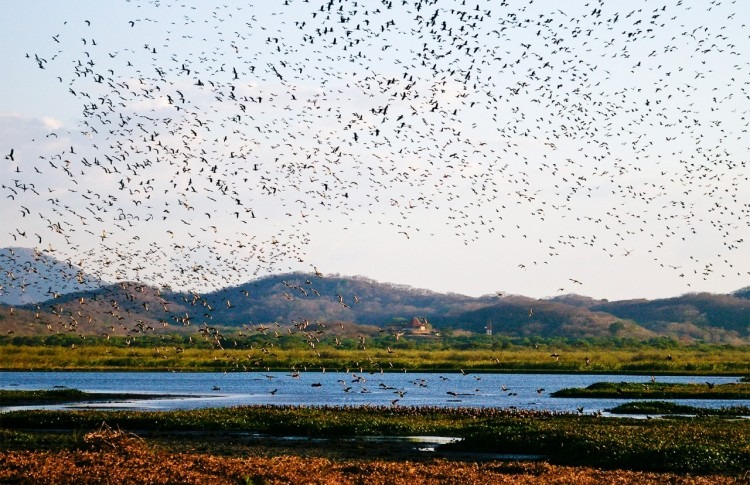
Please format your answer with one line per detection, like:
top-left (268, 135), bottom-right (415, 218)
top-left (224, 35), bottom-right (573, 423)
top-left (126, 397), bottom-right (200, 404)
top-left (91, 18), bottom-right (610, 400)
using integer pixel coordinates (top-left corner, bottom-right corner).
top-left (410, 316), bottom-right (431, 334)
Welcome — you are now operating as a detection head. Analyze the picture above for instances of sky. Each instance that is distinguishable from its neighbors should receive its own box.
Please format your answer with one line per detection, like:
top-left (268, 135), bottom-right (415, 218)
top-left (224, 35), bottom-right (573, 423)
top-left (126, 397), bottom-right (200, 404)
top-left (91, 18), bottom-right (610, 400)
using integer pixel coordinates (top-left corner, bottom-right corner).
top-left (1, 0), bottom-right (749, 302)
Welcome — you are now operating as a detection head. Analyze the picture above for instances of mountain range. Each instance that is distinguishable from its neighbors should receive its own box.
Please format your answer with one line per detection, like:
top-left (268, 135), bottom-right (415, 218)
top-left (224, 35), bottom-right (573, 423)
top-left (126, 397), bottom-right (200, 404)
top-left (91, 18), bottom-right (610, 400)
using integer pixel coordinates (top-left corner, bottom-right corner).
top-left (1, 247), bottom-right (749, 343)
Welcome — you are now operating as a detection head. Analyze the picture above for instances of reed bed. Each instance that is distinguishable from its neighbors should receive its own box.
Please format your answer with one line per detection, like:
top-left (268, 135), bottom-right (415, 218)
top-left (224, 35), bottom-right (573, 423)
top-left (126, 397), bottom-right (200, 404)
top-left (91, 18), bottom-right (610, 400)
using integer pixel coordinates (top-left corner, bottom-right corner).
top-left (1, 404), bottom-right (749, 475)
top-left (1, 340), bottom-right (750, 374)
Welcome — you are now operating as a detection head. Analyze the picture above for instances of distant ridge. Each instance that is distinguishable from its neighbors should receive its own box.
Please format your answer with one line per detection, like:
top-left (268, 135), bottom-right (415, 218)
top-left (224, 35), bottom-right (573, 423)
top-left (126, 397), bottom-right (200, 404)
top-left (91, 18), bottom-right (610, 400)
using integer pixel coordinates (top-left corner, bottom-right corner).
top-left (0, 247), bottom-right (748, 343)
top-left (0, 247), bottom-right (104, 305)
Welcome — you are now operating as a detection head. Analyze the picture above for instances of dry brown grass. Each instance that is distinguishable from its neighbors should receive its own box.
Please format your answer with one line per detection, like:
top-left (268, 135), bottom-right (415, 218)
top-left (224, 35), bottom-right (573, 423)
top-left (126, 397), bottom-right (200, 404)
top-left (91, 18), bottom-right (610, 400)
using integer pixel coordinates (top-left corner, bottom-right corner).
top-left (0, 426), bottom-right (742, 485)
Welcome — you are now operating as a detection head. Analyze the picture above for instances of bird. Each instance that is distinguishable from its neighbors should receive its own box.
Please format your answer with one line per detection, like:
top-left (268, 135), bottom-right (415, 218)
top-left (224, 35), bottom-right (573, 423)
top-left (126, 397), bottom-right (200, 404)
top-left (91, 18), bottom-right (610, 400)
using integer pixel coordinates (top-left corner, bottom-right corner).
top-left (1, 0), bottom-right (748, 380)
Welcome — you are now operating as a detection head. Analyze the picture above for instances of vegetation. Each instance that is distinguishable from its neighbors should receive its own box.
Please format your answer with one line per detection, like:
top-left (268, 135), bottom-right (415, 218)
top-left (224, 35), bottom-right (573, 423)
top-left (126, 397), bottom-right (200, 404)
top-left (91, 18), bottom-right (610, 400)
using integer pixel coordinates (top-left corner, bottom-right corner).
top-left (443, 412), bottom-right (750, 475)
top-left (4, 272), bottom-right (750, 344)
top-left (0, 389), bottom-right (182, 406)
top-left (1, 336), bottom-right (750, 374)
top-left (1, 443), bottom-right (735, 484)
top-left (608, 401), bottom-right (750, 416)
top-left (0, 405), bottom-right (748, 476)
top-left (591, 293), bottom-right (750, 337)
top-left (551, 381), bottom-right (750, 399)
top-left (0, 388), bottom-right (88, 405)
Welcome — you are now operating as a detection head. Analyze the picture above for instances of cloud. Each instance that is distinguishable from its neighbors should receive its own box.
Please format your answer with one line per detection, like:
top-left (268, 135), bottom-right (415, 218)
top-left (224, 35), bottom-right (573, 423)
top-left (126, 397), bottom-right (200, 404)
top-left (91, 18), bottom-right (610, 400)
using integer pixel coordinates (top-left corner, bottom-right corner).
top-left (41, 116), bottom-right (63, 131)
top-left (0, 113), bottom-right (65, 142)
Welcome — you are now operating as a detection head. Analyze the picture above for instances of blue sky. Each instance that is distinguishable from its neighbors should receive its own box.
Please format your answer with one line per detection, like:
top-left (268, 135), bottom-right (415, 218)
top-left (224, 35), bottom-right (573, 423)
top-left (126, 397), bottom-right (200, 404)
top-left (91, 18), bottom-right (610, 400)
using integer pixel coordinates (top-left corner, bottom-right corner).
top-left (1, 0), bottom-right (749, 301)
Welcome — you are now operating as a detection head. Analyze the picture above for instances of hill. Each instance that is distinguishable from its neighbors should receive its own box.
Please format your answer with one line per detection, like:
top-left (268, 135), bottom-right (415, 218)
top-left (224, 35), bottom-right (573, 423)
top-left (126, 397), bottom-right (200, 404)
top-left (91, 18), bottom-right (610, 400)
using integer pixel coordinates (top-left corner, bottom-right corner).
top-left (432, 295), bottom-right (656, 340)
top-left (0, 247), bottom-right (104, 305)
top-left (591, 293), bottom-right (750, 343)
top-left (189, 273), bottom-right (495, 327)
top-left (1, 247), bottom-right (749, 343)
top-left (0, 281), bottom-right (191, 339)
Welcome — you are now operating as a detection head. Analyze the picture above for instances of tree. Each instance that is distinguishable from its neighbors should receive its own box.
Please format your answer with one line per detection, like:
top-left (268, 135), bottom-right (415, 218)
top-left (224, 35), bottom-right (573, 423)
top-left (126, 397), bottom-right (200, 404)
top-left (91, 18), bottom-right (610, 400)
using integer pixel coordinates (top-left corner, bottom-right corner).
top-left (609, 321), bottom-right (626, 336)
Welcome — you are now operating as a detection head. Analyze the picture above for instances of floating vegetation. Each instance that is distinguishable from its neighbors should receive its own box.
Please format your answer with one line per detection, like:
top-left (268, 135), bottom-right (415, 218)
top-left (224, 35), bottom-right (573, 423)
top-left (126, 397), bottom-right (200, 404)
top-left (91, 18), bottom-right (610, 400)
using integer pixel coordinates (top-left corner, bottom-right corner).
top-left (0, 389), bottom-right (88, 405)
top-left (608, 401), bottom-right (750, 417)
top-left (0, 389), bottom-right (186, 406)
top-left (551, 381), bottom-right (750, 399)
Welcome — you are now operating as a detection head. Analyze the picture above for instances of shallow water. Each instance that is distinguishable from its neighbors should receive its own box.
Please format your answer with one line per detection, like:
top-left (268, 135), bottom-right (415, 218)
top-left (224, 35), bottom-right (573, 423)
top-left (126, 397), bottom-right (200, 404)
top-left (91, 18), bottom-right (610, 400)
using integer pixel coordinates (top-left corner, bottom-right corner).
top-left (0, 371), bottom-right (743, 414)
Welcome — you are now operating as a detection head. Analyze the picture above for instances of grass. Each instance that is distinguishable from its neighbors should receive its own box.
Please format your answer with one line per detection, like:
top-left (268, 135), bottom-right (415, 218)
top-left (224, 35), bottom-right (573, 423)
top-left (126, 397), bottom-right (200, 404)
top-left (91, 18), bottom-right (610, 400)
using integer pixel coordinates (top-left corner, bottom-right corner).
top-left (2, 338), bottom-right (748, 477)
top-left (0, 388), bottom-right (89, 405)
top-left (1, 338), bottom-right (750, 374)
top-left (608, 400), bottom-right (750, 416)
top-left (0, 404), bottom-right (748, 475)
top-left (442, 412), bottom-right (750, 474)
top-left (551, 381), bottom-right (750, 399)
top-left (0, 389), bottom-right (186, 406)
top-left (0, 446), bottom-right (735, 484)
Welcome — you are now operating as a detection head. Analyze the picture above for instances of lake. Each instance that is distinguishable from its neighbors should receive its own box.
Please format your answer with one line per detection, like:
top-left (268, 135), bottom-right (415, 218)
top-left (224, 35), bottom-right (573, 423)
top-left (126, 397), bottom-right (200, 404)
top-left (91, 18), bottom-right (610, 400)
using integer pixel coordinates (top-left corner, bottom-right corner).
top-left (0, 371), bottom-right (743, 415)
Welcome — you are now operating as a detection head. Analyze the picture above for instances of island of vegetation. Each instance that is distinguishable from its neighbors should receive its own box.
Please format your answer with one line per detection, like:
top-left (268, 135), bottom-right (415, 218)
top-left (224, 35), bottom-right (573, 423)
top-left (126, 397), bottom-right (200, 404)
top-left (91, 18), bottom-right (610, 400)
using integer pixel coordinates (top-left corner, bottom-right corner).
top-left (607, 400), bottom-right (750, 416)
top-left (551, 381), bottom-right (750, 399)
top-left (0, 389), bottom-right (191, 407)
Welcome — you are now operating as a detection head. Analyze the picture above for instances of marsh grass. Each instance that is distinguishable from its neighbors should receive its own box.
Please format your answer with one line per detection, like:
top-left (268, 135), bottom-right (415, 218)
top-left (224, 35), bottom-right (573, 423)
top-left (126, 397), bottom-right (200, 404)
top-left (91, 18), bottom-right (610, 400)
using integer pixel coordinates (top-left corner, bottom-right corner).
top-left (0, 448), bottom-right (736, 484)
top-left (552, 381), bottom-right (750, 399)
top-left (0, 388), bottom-right (88, 405)
top-left (0, 389), bottom-right (188, 407)
top-left (608, 400), bottom-right (750, 416)
top-left (1, 405), bottom-right (749, 475)
top-left (0, 428), bottom-right (85, 454)
top-left (447, 413), bottom-right (750, 474)
top-left (1, 339), bottom-right (750, 374)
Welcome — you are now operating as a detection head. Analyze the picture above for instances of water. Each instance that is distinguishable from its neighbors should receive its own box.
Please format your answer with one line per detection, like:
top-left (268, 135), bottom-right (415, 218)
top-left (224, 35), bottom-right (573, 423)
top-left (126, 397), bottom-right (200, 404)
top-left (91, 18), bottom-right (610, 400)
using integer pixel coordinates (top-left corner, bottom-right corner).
top-left (0, 371), bottom-right (743, 414)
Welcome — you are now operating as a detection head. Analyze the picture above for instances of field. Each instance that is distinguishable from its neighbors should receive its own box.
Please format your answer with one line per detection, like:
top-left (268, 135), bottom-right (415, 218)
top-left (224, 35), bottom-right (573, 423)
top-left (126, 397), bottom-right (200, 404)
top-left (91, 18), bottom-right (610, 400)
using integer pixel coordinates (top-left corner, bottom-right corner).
top-left (2, 447), bottom-right (739, 484)
top-left (2, 339), bottom-right (750, 482)
top-left (2, 336), bottom-right (750, 374)
top-left (1, 403), bottom-right (749, 483)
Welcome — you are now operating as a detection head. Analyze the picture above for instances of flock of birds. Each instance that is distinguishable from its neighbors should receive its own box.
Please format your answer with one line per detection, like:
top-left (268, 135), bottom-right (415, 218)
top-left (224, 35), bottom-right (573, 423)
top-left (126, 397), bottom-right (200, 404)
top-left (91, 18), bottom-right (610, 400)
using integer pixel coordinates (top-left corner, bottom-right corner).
top-left (216, 370), bottom-right (563, 407)
top-left (1, 0), bottom-right (750, 388)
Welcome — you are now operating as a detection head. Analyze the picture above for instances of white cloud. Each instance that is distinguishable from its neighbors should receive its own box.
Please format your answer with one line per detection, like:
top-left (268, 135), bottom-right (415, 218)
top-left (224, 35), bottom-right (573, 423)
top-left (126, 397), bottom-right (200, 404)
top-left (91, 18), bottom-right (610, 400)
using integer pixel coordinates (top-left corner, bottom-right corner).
top-left (41, 116), bottom-right (63, 131)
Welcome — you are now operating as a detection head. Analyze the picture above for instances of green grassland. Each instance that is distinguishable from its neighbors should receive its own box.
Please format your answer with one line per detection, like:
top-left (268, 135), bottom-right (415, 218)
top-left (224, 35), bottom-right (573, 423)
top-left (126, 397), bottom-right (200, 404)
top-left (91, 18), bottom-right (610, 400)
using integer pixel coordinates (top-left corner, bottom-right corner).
top-left (1, 333), bottom-right (749, 374)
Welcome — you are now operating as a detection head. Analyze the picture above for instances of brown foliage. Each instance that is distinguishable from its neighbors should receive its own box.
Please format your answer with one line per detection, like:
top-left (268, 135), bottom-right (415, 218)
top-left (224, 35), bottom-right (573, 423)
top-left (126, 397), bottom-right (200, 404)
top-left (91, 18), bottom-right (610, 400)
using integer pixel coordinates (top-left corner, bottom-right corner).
top-left (0, 437), bottom-right (742, 485)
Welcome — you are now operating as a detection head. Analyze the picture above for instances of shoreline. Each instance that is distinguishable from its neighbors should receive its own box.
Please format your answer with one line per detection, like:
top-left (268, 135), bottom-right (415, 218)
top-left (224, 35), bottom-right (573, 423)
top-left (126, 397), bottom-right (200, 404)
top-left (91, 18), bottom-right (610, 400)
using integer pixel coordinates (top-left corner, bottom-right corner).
top-left (1, 367), bottom-right (746, 377)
